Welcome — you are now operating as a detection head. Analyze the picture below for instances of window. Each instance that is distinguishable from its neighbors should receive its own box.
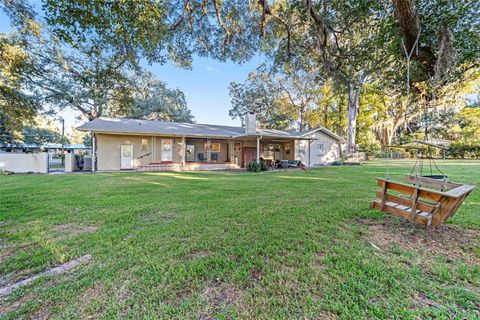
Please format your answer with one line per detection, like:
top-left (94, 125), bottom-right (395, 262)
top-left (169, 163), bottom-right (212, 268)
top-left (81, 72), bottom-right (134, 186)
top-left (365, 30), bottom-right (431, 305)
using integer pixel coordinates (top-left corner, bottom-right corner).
top-left (211, 143), bottom-right (221, 152)
top-left (298, 144), bottom-right (305, 155)
top-left (204, 142), bottom-right (221, 152)
top-left (234, 142), bottom-right (241, 152)
top-left (285, 143), bottom-right (291, 155)
top-left (263, 144), bottom-right (281, 152)
top-left (317, 143), bottom-right (325, 156)
top-left (141, 139), bottom-right (148, 151)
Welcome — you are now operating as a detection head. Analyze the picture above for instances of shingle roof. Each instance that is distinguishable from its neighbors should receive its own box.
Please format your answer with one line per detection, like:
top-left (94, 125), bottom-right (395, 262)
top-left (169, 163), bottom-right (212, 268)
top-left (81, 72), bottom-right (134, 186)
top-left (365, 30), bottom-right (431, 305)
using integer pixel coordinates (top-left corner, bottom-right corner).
top-left (77, 117), bottom-right (344, 141)
top-left (77, 117), bottom-right (246, 137)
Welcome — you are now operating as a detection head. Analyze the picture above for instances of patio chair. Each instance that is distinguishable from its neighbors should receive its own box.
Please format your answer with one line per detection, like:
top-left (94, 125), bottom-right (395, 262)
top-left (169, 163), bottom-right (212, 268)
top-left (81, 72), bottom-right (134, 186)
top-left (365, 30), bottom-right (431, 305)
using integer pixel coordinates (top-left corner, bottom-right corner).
top-left (288, 160), bottom-right (304, 167)
top-left (211, 153), bottom-right (218, 162)
top-left (198, 153), bottom-right (206, 162)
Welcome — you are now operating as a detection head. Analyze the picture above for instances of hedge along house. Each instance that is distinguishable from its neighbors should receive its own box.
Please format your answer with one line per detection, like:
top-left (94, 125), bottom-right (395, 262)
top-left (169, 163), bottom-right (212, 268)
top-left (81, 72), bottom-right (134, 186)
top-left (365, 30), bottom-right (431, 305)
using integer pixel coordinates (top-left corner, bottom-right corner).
top-left (76, 112), bottom-right (345, 172)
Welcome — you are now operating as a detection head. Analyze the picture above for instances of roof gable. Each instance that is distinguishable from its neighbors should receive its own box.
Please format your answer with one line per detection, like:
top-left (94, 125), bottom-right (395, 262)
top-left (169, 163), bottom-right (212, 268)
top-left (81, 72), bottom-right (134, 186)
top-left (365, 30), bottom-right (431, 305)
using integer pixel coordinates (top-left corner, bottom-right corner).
top-left (298, 127), bottom-right (345, 142)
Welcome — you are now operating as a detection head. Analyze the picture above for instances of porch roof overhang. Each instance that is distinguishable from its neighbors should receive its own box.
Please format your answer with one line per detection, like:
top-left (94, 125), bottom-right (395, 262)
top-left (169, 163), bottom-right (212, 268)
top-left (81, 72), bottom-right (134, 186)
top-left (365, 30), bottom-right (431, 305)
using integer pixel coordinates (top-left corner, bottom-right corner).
top-left (78, 129), bottom-right (237, 139)
top-left (82, 129), bottom-right (320, 141)
top-left (231, 133), bottom-right (318, 140)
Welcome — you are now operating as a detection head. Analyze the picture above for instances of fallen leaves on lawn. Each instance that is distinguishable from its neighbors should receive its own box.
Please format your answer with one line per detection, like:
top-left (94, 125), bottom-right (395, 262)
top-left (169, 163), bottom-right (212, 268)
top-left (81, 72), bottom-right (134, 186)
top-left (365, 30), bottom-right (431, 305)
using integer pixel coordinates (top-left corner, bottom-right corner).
top-left (359, 217), bottom-right (480, 265)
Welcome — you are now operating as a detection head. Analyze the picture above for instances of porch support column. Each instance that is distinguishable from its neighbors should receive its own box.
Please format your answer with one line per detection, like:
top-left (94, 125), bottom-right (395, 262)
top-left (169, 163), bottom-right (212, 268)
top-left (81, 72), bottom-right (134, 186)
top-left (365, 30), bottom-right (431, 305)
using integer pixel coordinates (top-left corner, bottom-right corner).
top-left (181, 135), bottom-right (186, 168)
top-left (256, 136), bottom-right (261, 163)
top-left (151, 136), bottom-right (154, 163)
top-left (206, 138), bottom-right (211, 163)
top-left (308, 140), bottom-right (312, 168)
top-left (153, 136), bottom-right (156, 162)
top-left (91, 131), bottom-right (96, 172)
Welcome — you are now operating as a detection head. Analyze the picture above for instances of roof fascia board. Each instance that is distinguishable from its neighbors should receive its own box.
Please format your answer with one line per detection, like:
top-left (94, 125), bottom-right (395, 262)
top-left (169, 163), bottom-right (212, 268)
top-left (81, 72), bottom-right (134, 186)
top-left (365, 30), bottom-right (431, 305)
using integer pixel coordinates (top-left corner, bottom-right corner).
top-left (80, 129), bottom-right (236, 139)
top-left (299, 127), bottom-right (345, 142)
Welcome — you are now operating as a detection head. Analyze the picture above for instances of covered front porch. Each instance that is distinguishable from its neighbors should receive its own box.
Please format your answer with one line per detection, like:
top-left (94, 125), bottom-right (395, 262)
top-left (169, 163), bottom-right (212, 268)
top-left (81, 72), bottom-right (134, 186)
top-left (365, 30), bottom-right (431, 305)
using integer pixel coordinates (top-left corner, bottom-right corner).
top-left (136, 136), bottom-right (240, 171)
top-left (134, 135), bottom-right (308, 171)
top-left (233, 136), bottom-right (311, 169)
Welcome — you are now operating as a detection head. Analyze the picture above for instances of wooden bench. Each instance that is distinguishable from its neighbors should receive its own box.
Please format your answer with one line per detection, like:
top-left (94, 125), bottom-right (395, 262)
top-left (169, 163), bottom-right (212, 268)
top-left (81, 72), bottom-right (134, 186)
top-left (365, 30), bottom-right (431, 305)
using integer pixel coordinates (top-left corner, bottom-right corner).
top-left (370, 175), bottom-right (475, 227)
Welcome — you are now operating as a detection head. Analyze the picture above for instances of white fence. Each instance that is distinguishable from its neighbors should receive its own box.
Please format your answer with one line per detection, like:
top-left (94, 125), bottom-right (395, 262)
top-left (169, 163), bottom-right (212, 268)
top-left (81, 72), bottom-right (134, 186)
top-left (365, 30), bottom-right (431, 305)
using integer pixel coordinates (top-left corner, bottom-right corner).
top-left (0, 153), bottom-right (48, 173)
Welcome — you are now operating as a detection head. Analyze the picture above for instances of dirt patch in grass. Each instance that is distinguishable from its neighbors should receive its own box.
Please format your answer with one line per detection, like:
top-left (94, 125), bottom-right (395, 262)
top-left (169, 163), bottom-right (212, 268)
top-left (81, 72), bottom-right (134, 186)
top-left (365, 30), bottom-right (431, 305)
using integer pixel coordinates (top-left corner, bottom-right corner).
top-left (53, 223), bottom-right (97, 239)
top-left (319, 311), bottom-right (338, 320)
top-left (80, 282), bottom-right (105, 305)
top-left (189, 250), bottom-right (211, 259)
top-left (0, 292), bottom-right (35, 315)
top-left (409, 292), bottom-right (439, 310)
top-left (141, 211), bottom-right (179, 223)
top-left (78, 282), bottom-right (107, 317)
top-left (249, 268), bottom-right (263, 285)
top-left (199, 280), bottom-right (243, 319)
top-left (0, 289), bottom-right (52, 319)
top-left (0, 248), bottom-right (15, 263)
top-left (117, 280), bottom-right (134, 317)
top-left (359, 217), bottom-right (480, 265)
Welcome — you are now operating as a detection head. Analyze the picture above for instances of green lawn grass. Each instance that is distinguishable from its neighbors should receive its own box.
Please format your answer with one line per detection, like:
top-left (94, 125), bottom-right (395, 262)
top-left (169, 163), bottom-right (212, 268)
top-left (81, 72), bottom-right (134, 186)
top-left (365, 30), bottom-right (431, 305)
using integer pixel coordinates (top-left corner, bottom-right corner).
top-left (1, 160), bottom-right (479, 319)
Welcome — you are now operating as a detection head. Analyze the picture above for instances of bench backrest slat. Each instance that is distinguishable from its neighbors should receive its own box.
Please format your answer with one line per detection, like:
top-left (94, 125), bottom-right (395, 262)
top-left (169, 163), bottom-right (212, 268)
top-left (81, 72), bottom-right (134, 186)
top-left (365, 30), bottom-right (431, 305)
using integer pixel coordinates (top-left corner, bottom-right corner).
top-left (404, 175), bottom-right (460, 191)
top-left (376, 179), bottom-right (443, 201)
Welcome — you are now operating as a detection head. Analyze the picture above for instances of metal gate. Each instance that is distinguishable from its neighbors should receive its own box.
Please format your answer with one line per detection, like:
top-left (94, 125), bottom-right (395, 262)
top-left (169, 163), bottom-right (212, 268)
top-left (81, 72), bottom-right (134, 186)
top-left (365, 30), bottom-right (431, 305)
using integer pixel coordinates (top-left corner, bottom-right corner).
top-left (48, 153), bottom-right (64, 172)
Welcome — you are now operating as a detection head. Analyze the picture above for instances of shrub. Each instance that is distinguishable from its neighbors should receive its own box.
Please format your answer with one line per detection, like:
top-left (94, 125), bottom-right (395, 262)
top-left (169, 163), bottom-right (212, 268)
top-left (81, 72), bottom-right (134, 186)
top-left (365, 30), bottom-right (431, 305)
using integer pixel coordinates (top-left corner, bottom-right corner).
top-left (247, 160), bottom-right (261, 172)
top-left (247, 160), bottom-right (269, 172)
top-left (259, 158), bottom-right (268, 171)
top-left (447, 142), bottom-right (480, 159)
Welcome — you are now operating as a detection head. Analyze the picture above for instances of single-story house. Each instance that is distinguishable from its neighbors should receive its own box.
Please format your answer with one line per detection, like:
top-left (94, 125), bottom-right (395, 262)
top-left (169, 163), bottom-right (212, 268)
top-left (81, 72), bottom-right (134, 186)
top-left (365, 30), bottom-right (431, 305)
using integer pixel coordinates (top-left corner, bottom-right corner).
top-left (76, 112), bottom-right (345, 172)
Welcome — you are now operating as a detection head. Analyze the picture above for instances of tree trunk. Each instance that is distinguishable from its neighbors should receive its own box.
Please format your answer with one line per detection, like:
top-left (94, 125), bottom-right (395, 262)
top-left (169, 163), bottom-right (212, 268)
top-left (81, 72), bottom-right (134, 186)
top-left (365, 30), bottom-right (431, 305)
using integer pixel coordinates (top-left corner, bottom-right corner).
top-left (299, 105), bottom-right (305, 131)
top-left (403, 117), bottom-right (409, 134)
top-left (336, 97), bottom-right (344, 137)
top-left (381, 127), bottom-right (388, 150)
top-left (346, 80), bottom-right (362, 154)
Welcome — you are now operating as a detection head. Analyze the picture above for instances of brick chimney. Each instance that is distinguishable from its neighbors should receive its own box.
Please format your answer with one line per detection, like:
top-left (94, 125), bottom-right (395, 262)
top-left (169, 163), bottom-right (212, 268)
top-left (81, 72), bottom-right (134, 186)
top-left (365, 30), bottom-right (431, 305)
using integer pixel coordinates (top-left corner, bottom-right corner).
top-left (245, 111), bottom-right (256, 135)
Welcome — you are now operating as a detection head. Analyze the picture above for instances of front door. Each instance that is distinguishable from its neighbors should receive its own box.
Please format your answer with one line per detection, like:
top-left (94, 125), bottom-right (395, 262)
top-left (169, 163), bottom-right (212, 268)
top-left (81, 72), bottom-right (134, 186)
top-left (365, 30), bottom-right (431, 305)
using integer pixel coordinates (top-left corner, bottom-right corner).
top-left (161, 139), bottom-right (173, 162)
top-left (186, 145), bottom-right (195, 161)
top-left (120, 144), bottom-right (133, 169)
top-left (243, 147), bottom-right (257, 168)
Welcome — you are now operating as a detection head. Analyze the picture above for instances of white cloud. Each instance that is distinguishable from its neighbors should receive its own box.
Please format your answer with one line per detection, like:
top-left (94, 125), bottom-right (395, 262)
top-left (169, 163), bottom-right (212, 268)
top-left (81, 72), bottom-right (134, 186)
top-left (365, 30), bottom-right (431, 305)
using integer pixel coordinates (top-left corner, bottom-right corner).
top-left (206, 66), bottom-right (220, 74)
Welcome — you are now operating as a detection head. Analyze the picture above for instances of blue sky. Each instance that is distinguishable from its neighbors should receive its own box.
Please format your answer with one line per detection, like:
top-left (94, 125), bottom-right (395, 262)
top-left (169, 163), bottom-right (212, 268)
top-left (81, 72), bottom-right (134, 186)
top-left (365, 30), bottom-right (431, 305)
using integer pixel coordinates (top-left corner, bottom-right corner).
top-left (0, 2), bottom-right (263, 130)
top-left (143, 56), bottom-right (263, 126)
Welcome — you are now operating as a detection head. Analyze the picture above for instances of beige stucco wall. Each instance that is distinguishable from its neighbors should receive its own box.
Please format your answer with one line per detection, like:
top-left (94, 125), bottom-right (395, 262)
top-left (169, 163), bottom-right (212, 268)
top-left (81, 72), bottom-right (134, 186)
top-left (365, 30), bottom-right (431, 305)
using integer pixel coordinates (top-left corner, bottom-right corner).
top-left (65, 153), bottom-right (75, 172)
top-left (154, 137), bottom-right (183, 163)
top-left (96, 134), bottom-right (232, 170)
top-left (185, 139), bottom-right (207, 161)
top-left (0, 152), bottom-right (48, 173)
top-left (295, 132), bottom-right (342, 166)
top-left (96, 134), bottom-right (155, 171)
top-left (211, 139), bottom-right (228, 162)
